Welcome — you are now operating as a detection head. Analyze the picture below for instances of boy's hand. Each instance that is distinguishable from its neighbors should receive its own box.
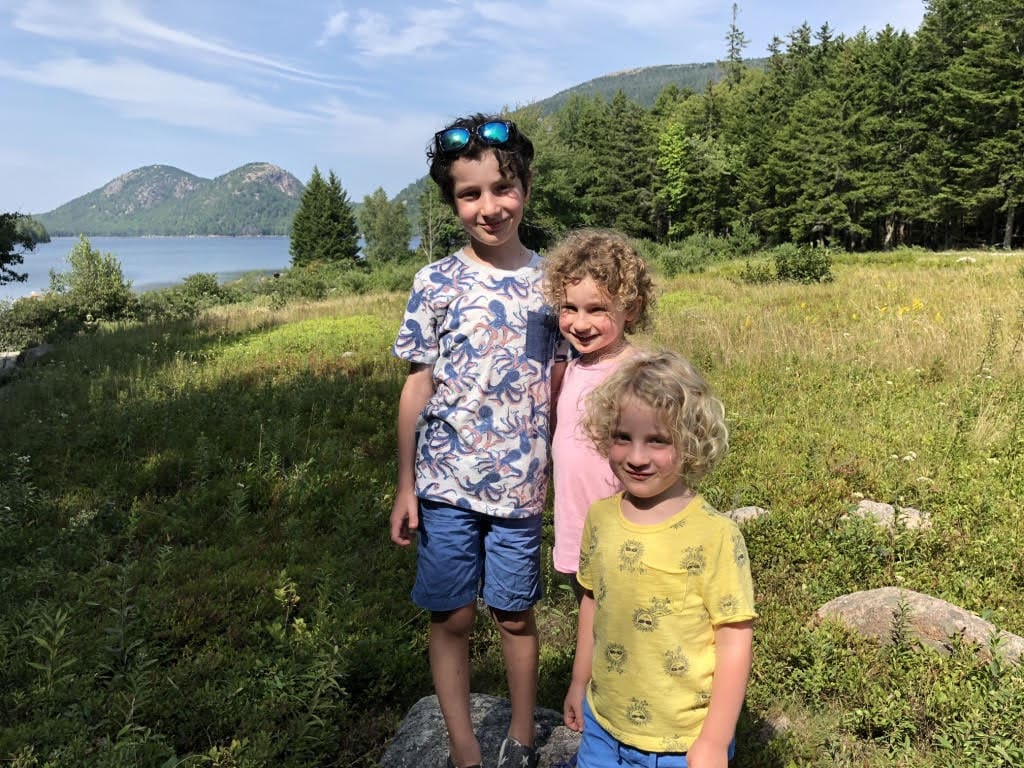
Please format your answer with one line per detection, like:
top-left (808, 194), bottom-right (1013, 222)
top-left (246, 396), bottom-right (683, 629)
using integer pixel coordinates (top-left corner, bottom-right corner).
top-left (563, 679), bottom-right (587, 732)
top-left (389, 489), bottom-right (419, 546)
top-left (681, 736), bottom-right (729, 768)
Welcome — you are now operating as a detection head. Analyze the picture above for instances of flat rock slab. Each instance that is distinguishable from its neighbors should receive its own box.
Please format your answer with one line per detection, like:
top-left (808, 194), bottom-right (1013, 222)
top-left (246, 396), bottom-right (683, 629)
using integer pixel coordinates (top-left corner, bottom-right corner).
top-left (816, 587), bottom-right (1023, 662)
top-left (843, 499), bottom-right (932, 530)
top-left (381, 693), bottom-right (579, 768)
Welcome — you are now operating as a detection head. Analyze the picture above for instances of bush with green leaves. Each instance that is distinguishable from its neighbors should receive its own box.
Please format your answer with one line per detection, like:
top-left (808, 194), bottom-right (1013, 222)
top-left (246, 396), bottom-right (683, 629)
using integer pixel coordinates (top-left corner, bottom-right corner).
top-left (49, 236), bottom-right (137, 320)
top-left (772, 243), bottom-right (834, 283)
top-left (0, 293), bottom-right (90, 349)
top-left (738, 260), bottom-right (774, 284)
top-left (137, 273), bottom-right (240, 322)
top-left (658, 226), bottom-right (762, 277)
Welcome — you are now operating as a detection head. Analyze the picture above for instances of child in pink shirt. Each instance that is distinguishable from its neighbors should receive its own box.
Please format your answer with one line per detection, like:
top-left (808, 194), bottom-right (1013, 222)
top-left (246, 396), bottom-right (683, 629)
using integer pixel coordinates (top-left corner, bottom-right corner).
top-left (543, 229), bottom-right (654, 597)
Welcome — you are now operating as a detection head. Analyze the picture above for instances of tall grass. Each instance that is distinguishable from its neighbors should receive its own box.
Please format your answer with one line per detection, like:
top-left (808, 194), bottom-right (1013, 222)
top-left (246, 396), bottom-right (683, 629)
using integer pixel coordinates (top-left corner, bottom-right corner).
top-left (2, 251), bottom-right (1023, 767)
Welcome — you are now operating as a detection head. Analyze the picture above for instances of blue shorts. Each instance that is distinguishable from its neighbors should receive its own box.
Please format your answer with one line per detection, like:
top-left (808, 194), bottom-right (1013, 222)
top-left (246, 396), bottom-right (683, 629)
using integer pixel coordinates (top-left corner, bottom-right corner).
top-left (411, 500), bottom-right (543, 613)
top-left (578, 697), bottom-right (734, 768)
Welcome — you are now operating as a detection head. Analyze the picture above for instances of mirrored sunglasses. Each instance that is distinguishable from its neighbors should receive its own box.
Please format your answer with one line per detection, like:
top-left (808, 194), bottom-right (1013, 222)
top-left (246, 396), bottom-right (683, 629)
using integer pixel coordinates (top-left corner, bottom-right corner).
top-left (434, 120), bottom-right (515, 156)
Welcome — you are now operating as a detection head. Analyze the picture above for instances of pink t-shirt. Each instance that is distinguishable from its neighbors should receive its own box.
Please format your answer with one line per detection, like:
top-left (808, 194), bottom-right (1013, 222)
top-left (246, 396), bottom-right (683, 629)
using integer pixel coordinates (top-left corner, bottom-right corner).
top-left (551, 358), bottom-right (624, 573)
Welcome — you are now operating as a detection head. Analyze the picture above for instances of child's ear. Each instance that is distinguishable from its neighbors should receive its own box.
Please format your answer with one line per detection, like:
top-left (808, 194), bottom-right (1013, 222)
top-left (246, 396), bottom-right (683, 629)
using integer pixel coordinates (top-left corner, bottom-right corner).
top-left (523, 171), bottom-right (533, 203)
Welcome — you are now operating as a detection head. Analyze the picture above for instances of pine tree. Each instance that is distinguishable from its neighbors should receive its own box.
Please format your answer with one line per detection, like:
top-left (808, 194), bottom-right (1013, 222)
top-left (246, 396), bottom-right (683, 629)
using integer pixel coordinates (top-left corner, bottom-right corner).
top-left (843, 27), bottom-right (921, 249)
top-left (587, 91), bottom-right (659, 238)
top-left (724, 3), bottom-right (750, 87)
top-left (907, 0), bottom-right (979, 247)
top-left (944, 0), bottom-right (1024, 247)
top-left (289, 167), bottom-right (360, 267)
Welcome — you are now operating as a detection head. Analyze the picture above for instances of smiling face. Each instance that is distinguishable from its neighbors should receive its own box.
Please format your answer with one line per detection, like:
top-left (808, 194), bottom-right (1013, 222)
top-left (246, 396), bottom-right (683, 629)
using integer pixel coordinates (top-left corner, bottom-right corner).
top-left (558, 275), bottom-right (633, 363)
top-left (450, 150), bottom-right (528, 264)
top-left (607, 396), bottom-right (688, 514)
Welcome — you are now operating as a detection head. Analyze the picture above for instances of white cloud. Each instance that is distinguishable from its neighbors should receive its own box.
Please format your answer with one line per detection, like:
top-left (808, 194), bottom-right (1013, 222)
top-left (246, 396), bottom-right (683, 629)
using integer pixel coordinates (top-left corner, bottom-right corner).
top-left (12, 0), bottom-right (338, 85)
top-left (347, 6), bottom-right (466, 57)
top-left (1, 56), bottom-right (316, 132)
top-left (317, 10), bottom-right (350, 47)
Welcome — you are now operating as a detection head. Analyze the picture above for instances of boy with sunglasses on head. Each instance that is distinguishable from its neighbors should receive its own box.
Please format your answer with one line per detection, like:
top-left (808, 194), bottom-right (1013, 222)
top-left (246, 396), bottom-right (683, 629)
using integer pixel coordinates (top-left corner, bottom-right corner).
top-left (391, 114), bottom-right (565, 768)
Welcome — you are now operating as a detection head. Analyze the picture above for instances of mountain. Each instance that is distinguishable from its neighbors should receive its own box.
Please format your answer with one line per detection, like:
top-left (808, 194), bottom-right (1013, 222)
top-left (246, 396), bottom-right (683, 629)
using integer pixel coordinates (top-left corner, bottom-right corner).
top-left (526, 60), bottom-right (764, 114)
top-left (36, 163), bottom-right (304, 237)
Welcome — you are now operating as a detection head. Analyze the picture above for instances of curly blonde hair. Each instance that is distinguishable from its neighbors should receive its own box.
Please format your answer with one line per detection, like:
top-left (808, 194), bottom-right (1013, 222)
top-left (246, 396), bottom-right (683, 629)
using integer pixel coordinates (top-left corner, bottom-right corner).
top-left (543, 229), bottom-right (654, 334)
top-left (583, 349), bottom-right (728, 486)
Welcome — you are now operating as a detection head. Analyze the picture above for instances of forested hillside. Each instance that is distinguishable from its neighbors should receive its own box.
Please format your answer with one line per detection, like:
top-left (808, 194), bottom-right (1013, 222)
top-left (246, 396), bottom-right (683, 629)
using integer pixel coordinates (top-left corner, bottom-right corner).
top-left (36, 163), bottom-right (304, 237)
top-left (529, 61), bottom-right (744, 114)
top-left (507, 0), bottom-right (1021, 251)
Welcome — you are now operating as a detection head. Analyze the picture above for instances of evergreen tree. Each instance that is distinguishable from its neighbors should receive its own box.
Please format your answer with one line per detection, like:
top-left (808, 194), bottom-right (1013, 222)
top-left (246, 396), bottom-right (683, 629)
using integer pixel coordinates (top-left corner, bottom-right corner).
top-left (550, 94), bottom-right (610, 231)
top-left (843, 28), bottom-right (921, 248)
top-left (1, 212), bottom-right (33, 285)
top-left (359, 188), bottom-right (412, 264)
top-left (724, 2), bottom-right (750, 86)
top-left (289, 167), bottom-right (360, 267)
top-left (944, 0), bottom-right (1024, 247)
top-left (587, 91), bottom-right (659, 238)
top-left (908, 0), bottom-right (979, 247)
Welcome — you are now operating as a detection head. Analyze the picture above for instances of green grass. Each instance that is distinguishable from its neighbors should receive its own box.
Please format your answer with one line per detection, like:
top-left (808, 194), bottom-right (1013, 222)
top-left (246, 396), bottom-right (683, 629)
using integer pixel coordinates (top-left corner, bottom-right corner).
top-left (2, 251), bottom-right (1024, 766)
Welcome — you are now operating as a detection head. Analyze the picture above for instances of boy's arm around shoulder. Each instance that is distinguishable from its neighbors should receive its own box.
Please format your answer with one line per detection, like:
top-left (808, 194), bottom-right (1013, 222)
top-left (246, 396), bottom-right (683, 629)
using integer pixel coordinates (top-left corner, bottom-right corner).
top-left (549, 359), bottom-right (567, 433)
top-left (563, 590), bottom-right (595, 732)
top-left (686, 620), bottom-right (754, 768)
top-left (390, 362), bottom-right (435, 546)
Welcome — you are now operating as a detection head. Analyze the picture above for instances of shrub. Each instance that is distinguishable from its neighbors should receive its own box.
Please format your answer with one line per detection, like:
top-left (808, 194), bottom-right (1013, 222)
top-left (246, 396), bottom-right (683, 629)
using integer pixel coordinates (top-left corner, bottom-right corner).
top-left (724, 220), bottom-right (761, 259)
top-left (0, 293), bottom-right (89, 349)
top-left (48, 236), bottom-right (137, 320)
top-left (773, 243), bottom-right (834, 283)
top-left (658, 228), bottom-right (761, 278)
top-left (660, 234), bottom-right (727, 277)
top-left (138, 273), bottom-right (240, 322)
top-left (739, 260), bottom-right (774, 284)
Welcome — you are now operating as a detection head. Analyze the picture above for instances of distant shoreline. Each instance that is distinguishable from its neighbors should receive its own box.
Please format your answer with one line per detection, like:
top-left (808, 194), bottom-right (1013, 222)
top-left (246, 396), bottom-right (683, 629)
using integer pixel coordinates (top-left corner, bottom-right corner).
top-left (2, 236), bottom-right (291, 302)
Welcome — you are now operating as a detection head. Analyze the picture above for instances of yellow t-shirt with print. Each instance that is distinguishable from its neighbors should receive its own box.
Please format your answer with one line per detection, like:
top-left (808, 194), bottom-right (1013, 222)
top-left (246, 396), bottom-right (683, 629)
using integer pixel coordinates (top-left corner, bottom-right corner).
top-left (577, 492), bottom-right (757, 753)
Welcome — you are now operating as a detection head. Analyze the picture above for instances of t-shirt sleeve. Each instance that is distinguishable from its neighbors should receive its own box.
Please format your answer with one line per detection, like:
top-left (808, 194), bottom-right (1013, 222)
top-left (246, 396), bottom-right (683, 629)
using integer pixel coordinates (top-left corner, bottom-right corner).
top-left (703, 521), bottom-right (757, 626)
top-left (393, 271), bottom-right (440, 364)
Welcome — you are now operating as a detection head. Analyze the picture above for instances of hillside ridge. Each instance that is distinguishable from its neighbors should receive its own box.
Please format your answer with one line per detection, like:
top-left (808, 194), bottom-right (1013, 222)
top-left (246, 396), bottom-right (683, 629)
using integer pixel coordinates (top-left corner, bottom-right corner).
top-left (36, 163), bottom-right (304, 237)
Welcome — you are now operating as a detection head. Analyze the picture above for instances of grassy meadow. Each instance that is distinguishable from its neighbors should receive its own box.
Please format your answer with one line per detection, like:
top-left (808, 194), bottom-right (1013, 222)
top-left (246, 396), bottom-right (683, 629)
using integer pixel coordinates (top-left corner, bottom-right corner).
top-left (2, 250), bottom-right (1023, 767)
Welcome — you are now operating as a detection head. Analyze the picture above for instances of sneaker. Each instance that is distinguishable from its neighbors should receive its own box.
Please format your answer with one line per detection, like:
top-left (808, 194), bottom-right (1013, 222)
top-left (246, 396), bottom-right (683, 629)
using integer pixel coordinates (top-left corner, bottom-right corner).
top-left (497, 737), bottom-right (539, 768)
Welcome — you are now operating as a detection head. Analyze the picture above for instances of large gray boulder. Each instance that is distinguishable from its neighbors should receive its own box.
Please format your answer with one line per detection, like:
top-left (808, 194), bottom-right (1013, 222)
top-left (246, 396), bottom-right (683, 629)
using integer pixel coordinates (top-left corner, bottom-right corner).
top-left (381, 693), bottom-right (579, 768)
top-left (816, 587), bottom-right (1024, 663)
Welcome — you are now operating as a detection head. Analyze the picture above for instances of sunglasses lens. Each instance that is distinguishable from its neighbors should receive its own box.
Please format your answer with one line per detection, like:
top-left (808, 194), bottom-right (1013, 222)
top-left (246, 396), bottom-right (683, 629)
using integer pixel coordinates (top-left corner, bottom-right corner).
top-left (478, 121), bottom-right (511, 145)
top-left (437, 127), bottom-right (471, 153)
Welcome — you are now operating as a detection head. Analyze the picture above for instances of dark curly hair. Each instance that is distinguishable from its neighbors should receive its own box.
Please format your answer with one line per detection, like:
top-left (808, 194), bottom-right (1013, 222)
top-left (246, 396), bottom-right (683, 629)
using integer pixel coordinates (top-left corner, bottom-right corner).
top-left (427, 114), bottom-right (534, 206)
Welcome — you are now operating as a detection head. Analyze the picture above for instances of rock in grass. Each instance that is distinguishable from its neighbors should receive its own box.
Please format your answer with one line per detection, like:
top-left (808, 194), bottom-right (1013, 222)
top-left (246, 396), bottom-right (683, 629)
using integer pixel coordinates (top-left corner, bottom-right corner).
top-left (842, 499), bottom-right (932, 530)
top-left (816, 587), bottom-right (1024, 663)
top-left (726, 506), bottom-right (770, 524)
top-left (381, 693), bottom-right (578, 768)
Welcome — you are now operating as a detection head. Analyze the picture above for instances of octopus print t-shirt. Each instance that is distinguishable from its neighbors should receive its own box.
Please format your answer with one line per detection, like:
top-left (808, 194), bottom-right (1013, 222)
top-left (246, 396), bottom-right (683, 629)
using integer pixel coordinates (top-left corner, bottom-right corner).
top-left (392, 248), bottom-right (560, 518)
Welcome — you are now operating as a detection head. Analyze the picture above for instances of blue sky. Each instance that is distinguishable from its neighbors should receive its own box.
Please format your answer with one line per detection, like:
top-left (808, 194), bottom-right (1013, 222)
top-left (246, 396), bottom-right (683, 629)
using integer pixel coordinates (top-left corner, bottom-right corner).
top-left (0, 0), bottom-right (926, 215)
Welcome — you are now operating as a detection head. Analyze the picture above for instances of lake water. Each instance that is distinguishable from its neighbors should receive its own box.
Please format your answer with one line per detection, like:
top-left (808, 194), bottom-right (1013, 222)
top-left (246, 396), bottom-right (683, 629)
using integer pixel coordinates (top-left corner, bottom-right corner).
top-left (1, 236), bottom-right (292, 302)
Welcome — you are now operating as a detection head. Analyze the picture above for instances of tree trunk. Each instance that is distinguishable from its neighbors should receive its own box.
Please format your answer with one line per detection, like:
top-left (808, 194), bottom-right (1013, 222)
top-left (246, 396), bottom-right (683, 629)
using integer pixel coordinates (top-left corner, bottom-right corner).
top-left (883, 214), bottom-right (895, 250)
top-left (1003, 205), bottom-right (1017, 250)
